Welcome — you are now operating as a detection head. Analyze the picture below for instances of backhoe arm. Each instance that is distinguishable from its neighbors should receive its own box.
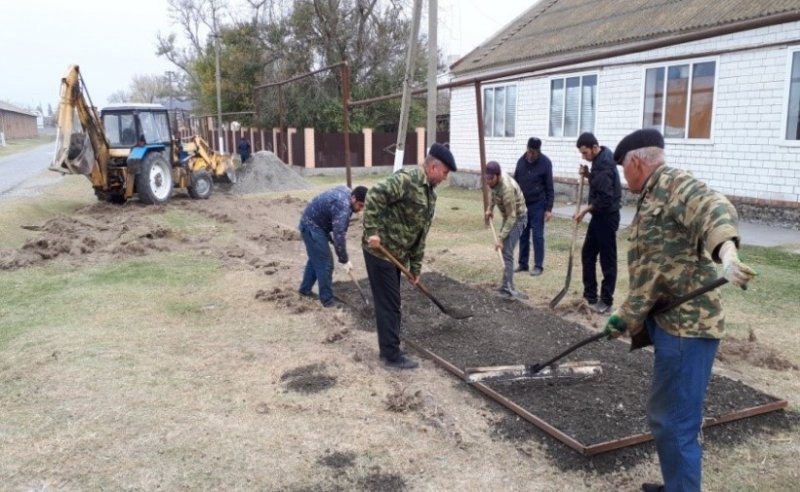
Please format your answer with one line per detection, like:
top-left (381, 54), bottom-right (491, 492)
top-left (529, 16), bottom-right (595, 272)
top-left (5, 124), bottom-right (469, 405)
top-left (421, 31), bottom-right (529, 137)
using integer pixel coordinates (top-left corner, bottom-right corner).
top-left (51, 65), bottom-right (109, 187)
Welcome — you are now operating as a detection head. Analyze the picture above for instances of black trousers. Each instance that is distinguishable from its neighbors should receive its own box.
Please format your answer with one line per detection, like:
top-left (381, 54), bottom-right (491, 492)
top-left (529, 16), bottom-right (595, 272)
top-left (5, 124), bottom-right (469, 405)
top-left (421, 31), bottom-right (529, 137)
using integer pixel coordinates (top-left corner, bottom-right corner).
top-left (363, 249), bottom-right (403, 361)
top-left (581, 212), bottom-right (619, 305)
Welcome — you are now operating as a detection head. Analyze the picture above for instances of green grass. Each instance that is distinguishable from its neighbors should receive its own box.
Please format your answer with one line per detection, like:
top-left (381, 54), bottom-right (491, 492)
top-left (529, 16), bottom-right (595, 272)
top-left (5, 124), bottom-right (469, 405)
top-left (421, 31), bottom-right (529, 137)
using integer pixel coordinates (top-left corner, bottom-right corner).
top-left (0, 253), bottom-right (221, 350)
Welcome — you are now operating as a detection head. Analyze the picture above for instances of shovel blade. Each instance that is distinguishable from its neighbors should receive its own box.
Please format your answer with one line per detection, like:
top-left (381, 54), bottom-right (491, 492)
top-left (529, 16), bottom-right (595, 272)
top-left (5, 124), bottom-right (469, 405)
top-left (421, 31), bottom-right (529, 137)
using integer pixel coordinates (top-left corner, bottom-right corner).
top-left (465, 360), bottom-right (602, 384)
top-left (446, 308), bottom-right (474, 320)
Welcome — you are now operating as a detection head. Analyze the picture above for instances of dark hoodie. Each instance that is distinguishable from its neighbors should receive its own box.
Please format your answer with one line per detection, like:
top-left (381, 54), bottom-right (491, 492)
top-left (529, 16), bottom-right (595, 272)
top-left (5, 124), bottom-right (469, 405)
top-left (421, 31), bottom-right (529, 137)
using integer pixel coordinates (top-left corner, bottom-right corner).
top-left (587, 146), bottom-right (622, 215)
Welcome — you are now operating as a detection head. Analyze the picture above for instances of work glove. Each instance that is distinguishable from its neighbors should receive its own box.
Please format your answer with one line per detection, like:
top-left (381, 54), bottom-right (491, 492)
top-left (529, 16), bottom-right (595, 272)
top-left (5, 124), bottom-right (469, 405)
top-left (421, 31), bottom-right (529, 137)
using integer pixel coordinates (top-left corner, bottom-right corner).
top-left (718, 240), bottom-right (756, 288)
top-left (603, 312), bottom-right (626, 339)
top-left (339, 261), bottom-right (353, 275)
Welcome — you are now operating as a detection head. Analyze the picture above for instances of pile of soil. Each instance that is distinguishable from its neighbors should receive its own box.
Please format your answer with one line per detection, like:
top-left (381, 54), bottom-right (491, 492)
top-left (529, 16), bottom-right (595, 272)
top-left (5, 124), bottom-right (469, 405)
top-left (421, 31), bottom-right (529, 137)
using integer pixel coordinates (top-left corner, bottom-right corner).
top-left (334, 273), bottom-right (786, 450)
top-left (717, 332), bottom-right (800, 371)
top-left (231, 151), bottom-right (313, 194)
top-left (0, 194), bottom-right (307, 272)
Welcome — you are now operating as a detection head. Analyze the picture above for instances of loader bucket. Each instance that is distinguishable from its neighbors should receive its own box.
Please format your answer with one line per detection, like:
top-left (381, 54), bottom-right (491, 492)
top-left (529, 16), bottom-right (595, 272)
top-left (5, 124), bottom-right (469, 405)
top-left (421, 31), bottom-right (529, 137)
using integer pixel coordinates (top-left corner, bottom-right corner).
top-left (214, 155), bottom-right (239, 184)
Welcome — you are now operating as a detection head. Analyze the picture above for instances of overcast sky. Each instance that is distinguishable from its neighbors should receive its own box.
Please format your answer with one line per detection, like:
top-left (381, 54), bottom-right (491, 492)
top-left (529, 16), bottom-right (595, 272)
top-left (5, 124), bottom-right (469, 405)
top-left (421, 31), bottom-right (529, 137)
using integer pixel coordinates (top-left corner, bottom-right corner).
top-left (0, 0), bottom-right (535, 111)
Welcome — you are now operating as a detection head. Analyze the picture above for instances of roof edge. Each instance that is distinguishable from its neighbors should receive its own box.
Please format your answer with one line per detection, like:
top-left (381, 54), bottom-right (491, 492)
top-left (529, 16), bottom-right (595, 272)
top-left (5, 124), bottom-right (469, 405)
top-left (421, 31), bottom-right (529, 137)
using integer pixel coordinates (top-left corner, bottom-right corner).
top-left (452, 10), bottom-right (800, 78)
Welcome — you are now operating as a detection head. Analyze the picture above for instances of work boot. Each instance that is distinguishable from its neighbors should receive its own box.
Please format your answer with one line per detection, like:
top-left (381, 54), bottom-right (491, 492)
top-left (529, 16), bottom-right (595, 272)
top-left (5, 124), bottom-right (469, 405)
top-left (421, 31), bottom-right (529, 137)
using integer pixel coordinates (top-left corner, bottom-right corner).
top-left (323, 300), bottom-right (344, 309)
top-left (592, 301), bottom-right (612, 314)
top-left (298, 290), bottom-right (317, 299)
top-left (531, 267), bottom-right (544, 276)
top-left (497, 290), bottom-right (515, 301)
top-left (514, 266), bottom-right (528, 273)
top-left (379, 349), bottom-right (407, 361)
top-left (640, 484), bottom-right (664, 492)
top-left (511, 289), bottom-right (529, 300)
top-left (383, 355), bottom-right (419, 370)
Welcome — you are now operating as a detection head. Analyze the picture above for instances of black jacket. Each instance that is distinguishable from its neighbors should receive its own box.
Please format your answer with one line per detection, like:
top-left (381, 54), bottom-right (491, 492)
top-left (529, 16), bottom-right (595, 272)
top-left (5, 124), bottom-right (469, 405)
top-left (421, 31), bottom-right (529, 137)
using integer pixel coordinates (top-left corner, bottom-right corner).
top-left (587, 146), bottom-right (621, 215)
top-left (514, 153), bottom-right (554, 211)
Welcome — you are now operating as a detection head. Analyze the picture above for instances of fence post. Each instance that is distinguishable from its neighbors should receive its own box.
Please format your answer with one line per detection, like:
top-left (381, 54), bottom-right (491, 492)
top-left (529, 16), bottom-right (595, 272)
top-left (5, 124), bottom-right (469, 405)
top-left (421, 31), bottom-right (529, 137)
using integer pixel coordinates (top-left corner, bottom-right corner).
top-left (287, 128), bottom-right (297, 165)
top-left (304, 128), bottom-right (315, 169)
top-left (416, 127), bottom-right (425, 164)
top-left (363, 128), bottom-right (373, 168)
top-left (272, 128), bottom-right (280, 158)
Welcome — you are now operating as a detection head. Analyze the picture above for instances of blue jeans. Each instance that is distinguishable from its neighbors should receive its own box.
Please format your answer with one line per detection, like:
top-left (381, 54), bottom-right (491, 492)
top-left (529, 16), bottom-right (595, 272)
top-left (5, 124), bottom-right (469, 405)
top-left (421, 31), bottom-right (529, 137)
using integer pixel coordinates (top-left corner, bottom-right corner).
top-left (298, 223), bottom-right (334, 306)
top-left (646, 318), bottom-right (719, 492)
top-left (518, 200), bottom-right (546, 270)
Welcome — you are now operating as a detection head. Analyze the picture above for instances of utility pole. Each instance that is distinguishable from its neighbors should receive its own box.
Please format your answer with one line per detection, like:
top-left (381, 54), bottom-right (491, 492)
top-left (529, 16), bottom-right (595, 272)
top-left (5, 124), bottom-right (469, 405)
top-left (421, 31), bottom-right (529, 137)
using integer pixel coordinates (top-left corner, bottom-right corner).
top-left (165, 70), bottom-right (176, 135)
top-left (393, 0), bottom-right (423, 172)
top-left (214, 32), bottom-right (225, 153)
top-left (166, 71), bottom-right (175, 110)
top-left (427, 0), bottom-right (438, 153)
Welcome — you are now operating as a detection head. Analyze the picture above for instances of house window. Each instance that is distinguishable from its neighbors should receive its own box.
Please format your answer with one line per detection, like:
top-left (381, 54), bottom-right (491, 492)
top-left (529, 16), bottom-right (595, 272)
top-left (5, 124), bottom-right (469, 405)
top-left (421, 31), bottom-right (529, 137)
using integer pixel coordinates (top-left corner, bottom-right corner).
top-left (549, 74), bottom-right (597, 137)
top-left (786, 51), bottom-right (800, 140)
top-left (643, 60), bottom-right (716, 139)
top-left (483, 85), bottom-right (517, 137)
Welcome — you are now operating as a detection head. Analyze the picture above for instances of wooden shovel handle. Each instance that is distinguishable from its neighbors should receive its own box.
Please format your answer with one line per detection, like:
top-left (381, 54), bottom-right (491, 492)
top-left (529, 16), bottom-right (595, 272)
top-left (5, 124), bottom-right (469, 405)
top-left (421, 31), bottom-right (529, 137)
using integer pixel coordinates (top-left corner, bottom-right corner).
top-left (373, 243), bottom-right (441, 306)
top-left (374, 243), bottom-right (413, 278)
top-left (568, 177), bottom-right (585, 255)
top-left (488, 220), bottom-right (505, 266)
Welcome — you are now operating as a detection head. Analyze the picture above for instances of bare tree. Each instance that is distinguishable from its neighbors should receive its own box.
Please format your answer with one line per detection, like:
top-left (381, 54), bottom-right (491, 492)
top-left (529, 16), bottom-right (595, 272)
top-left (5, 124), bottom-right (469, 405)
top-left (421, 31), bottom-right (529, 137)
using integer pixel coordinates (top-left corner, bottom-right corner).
top-left (107, 75), bottom-right (170, 104)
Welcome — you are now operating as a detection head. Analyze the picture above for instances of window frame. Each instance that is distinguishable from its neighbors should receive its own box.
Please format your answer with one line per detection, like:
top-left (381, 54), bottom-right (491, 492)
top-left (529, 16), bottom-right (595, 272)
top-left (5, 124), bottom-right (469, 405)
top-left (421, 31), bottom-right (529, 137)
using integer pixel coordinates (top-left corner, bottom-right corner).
top-left (546, 71), bottom-right (599, 140)
top-left (640, 56), bottom-right (719, 143)
top-left (781, 46), bottom-right (800, 146)
top-left (482, 83), bottom-right (518, 138)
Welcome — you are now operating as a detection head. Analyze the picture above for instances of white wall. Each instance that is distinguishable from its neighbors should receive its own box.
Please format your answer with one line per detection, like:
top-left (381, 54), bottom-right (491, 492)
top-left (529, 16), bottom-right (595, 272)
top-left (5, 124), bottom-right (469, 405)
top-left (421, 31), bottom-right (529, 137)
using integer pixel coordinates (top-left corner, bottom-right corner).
top-left (449, 21), bottom-right (800, 203)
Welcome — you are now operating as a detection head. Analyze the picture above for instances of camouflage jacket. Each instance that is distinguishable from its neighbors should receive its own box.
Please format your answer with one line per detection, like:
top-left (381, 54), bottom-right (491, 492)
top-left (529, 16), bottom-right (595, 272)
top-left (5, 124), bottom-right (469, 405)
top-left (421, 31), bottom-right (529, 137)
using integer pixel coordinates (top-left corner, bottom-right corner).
top-left (489, 172), bottom-right (527, 240)
top-left (618, 166), bottom-right (740, 339)
top-left (362, 167), bottom-right (436, 276)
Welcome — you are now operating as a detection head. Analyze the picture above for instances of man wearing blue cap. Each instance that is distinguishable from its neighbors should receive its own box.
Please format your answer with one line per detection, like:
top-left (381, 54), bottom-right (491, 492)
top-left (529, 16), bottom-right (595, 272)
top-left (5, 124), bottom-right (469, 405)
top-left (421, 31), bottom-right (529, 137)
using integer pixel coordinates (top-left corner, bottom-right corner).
top-left (602, 128), bottom-right (756, 492)
top-left (362, 143), bottom-right (457, 370)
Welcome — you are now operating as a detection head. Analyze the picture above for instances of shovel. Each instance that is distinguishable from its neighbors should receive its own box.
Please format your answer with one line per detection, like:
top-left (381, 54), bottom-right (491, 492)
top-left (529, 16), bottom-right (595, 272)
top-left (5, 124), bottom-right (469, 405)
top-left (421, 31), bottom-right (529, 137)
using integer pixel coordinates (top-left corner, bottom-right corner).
top-left (549, 176), bottom-right (585, 309)
top-left (347, 270), bottom-right (370, 308)
top-left (488, 220), bottom-right (505, 268)
top-left (373, 244), bottom-right (473, 320)
top-left (466, 277), bottom-right (731, 383)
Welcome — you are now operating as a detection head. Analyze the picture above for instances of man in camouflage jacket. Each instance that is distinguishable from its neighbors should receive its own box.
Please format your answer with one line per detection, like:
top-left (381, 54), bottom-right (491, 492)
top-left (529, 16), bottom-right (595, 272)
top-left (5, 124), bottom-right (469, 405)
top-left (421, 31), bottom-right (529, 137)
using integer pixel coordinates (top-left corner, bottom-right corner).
top-left (483, 161), bottom-right (528, 300)
top-left (604, 129), bottom-right (756, 492)
top-left (362, 143), bottom-right (457, 370)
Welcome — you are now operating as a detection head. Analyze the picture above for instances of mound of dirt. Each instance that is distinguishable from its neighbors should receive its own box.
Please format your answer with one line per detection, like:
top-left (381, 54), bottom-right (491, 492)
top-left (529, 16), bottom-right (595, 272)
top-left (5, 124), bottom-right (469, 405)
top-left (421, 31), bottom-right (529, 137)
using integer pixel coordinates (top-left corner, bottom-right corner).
top-left (717, 333), bottom-right (800, 371)
top-left (0, 194), bottom-right (308, 272)
top-left (231, 151), bottom-right (313, 194)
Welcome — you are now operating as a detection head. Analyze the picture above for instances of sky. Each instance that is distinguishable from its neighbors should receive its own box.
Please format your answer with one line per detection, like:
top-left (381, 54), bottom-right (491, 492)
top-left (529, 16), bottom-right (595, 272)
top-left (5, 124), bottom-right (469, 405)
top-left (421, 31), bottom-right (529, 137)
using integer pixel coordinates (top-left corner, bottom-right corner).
top-left (0, 0), bottom-right (535, 112)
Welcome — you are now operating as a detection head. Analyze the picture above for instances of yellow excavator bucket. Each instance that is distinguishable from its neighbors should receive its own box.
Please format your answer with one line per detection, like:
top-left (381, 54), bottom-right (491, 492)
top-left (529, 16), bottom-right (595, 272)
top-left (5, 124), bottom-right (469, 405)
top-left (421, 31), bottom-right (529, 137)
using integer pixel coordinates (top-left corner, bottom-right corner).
top-left (182, 135), bottom-right (239, 183)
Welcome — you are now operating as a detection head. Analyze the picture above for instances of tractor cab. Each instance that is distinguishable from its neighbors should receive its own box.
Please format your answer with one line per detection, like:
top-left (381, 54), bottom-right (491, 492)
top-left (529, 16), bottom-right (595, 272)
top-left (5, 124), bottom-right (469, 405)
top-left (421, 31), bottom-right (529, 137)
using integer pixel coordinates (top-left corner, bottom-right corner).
top-left (101, 104), bottom-right (173, 151)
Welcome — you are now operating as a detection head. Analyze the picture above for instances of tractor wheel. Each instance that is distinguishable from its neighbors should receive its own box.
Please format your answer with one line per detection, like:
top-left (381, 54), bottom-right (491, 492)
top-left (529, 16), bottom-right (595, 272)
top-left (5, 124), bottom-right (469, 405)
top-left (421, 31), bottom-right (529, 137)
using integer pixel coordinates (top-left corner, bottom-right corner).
top-left (188, 171), bottom-right (213, 199)
top-left (136, 152), bottom-right (173, 205)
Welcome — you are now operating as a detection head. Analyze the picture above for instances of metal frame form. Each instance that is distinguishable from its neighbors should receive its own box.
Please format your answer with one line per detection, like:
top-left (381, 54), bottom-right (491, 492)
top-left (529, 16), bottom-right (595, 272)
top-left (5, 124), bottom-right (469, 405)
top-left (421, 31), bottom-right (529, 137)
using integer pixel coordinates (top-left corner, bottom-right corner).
top-left (404, 339), bottom-right (789, 456)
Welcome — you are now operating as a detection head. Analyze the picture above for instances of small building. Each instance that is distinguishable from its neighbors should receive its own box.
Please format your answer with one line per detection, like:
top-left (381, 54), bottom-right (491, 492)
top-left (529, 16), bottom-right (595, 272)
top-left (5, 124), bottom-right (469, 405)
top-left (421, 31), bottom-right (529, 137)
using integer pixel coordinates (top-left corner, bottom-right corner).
top-left (448, 0), bottom-right (800, 212)
top-left (0, 101), bottom-right (38, 141)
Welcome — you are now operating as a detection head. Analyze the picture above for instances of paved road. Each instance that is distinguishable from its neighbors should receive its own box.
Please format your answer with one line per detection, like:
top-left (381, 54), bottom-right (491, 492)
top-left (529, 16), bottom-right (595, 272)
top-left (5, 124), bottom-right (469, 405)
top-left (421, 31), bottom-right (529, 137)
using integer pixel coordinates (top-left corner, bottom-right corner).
top-left (552, 205), bottom-right (800, 248)
top-left (0, 142), bottom-right (60, 198)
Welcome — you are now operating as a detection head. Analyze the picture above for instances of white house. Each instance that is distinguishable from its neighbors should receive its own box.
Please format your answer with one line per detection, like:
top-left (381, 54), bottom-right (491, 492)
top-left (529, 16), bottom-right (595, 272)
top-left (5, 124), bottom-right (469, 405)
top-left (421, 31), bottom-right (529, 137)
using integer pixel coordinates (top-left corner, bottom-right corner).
top-left (447, 0), bottom-right (800, 218)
